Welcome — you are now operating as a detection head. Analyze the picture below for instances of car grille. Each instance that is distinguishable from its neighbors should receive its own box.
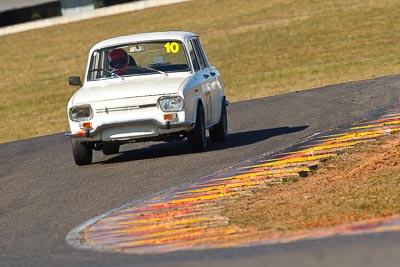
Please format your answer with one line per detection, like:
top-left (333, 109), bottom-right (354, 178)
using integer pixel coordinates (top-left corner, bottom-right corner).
top-left (96, 104), bottom-right (157, 114)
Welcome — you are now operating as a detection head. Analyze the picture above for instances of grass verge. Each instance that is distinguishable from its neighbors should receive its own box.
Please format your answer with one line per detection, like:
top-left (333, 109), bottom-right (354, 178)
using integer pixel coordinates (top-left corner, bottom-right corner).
top-left (222, 132), bottom-right (400, 237)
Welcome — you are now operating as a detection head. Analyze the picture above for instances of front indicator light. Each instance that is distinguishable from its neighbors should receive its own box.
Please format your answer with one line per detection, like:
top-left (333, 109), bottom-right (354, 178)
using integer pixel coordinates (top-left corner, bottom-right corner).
top-left (80, 122), bottom-right (92, 129)
top-left (164, 113), bottom-right (178, 121)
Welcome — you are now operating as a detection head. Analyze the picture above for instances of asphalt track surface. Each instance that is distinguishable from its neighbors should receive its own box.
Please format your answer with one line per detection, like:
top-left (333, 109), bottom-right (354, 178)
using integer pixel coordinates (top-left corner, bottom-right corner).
top-left (2, 74), bottom-right (400, 267)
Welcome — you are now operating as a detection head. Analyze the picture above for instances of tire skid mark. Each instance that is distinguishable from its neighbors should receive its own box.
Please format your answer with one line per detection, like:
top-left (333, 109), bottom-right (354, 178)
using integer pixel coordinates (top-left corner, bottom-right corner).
top-left (67, 103), bottom-right (400, 254)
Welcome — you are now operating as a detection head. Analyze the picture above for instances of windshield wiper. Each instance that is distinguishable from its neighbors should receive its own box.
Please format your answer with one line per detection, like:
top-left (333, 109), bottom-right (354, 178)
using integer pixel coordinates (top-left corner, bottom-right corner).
top-left (141, 66), bottom-right (168, 76)
top-left (88, 68), bottom-right (124, 80)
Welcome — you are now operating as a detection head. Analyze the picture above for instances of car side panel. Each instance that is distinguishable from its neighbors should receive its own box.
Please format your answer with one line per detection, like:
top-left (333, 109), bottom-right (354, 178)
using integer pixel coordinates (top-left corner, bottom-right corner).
top-left (181, 75), bottom-right (205, 125)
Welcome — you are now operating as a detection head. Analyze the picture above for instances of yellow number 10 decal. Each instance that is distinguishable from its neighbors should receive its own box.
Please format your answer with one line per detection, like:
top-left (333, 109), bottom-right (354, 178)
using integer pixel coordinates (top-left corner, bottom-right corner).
top-left (164, 42), bottom-right (180, 54)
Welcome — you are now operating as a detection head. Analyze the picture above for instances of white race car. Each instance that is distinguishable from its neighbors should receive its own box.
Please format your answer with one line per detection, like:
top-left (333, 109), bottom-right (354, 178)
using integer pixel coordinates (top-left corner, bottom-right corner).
top-left (66, 31), bottom-right (228, 165)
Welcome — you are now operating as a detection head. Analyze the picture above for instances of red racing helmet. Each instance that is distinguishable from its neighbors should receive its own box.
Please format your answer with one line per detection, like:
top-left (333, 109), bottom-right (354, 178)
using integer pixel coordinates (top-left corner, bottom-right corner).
top-left (108, 48), bottom-right (128, 69)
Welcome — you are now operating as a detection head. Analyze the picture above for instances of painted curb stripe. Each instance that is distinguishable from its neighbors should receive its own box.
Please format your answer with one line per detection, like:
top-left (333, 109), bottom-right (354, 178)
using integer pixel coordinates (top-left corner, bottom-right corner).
top-left (67, 103), bottom-right (400, 254)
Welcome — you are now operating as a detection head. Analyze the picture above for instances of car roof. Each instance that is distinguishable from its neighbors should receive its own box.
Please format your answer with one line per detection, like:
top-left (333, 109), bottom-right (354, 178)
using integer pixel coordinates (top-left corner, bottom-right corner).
top-left (91, 31), bottom-right (199, 50)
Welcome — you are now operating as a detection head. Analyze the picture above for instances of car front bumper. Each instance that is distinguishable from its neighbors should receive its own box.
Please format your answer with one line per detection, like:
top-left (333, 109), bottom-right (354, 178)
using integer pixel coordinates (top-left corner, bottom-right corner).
top-left (65, 119), bottom-right (195, 141)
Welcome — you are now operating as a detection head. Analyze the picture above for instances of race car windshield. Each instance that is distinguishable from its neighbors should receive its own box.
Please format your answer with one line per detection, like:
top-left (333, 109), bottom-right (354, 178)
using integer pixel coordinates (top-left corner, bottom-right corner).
top-left (87, 41), bottom-right (190, 81)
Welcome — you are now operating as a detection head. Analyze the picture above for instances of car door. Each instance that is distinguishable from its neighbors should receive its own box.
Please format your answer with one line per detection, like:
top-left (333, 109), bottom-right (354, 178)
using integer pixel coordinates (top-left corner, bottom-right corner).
top-left (195, 39), bottom-right (222, 125)
top-left (190, 38), bottom-right (214, 125)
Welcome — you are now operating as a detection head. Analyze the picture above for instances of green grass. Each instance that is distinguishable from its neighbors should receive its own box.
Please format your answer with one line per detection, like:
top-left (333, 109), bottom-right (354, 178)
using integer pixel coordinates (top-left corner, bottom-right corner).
top-left (1, 0), bottom-right (400, 143)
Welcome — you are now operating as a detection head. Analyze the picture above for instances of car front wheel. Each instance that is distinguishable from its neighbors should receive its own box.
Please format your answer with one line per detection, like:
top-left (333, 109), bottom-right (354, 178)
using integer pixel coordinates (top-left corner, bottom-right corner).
top-left (71, 140), bottom-right (93, 166)
top-left (187, 104), bottom-right (207, 152)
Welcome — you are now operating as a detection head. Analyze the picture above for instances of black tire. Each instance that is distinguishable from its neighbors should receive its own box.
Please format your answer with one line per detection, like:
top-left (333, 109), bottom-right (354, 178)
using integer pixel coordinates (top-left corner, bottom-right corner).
top-left (71, 140), bottom-right (93, 166)
top-left (102, 143), bottom-right (120, 155)
top-left (187, 104), bottom-right (207, 152)
top-left (209, 99), bottom-right (228, 142)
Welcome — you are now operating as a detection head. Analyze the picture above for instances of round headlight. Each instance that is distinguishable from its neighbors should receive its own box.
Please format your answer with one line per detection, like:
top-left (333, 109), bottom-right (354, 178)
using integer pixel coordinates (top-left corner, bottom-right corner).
top-left (158, 96), bottom-right (184, 112)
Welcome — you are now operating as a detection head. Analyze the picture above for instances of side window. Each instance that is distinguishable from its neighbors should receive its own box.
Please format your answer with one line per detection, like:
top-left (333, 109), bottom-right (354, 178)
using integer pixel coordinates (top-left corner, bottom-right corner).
top-left (192, 38), bottom-right (208, 69)
top-left (188, 40), bottom-right (200, 72)
top-left (87, 50), bottom-right (104, 81)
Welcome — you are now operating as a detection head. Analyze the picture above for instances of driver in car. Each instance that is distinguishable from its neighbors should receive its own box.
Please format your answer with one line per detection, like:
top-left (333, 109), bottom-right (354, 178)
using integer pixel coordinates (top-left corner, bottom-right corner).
top-left (108, 48), bottom-right (129, 76)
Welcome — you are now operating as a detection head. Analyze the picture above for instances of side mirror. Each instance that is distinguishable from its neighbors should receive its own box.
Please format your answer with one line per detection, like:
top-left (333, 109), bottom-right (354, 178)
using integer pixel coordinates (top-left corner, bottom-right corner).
top-left (68, 76), bottom-right (82, 86)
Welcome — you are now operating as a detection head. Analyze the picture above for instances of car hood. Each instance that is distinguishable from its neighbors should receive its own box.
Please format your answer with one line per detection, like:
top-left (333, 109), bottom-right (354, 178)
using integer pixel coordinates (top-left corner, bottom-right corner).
top-left (72, 74), bottom-right (189, 104)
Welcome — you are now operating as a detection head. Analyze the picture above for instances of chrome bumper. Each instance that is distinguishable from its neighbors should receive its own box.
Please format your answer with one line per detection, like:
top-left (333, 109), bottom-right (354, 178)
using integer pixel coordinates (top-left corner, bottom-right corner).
top-left (65, 119), bottom-right (194, 138)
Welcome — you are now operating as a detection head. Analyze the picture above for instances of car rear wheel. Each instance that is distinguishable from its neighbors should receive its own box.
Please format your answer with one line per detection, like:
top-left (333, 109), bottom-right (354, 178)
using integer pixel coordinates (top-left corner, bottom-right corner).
top-left (71, 140), bottom-right (93, 166)
top-left (209, 99), bottom-right (227, 142)
top-left (187, 104), bottom-right (207, 152)
top-left (102, 143), bottom-right (120, 155)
